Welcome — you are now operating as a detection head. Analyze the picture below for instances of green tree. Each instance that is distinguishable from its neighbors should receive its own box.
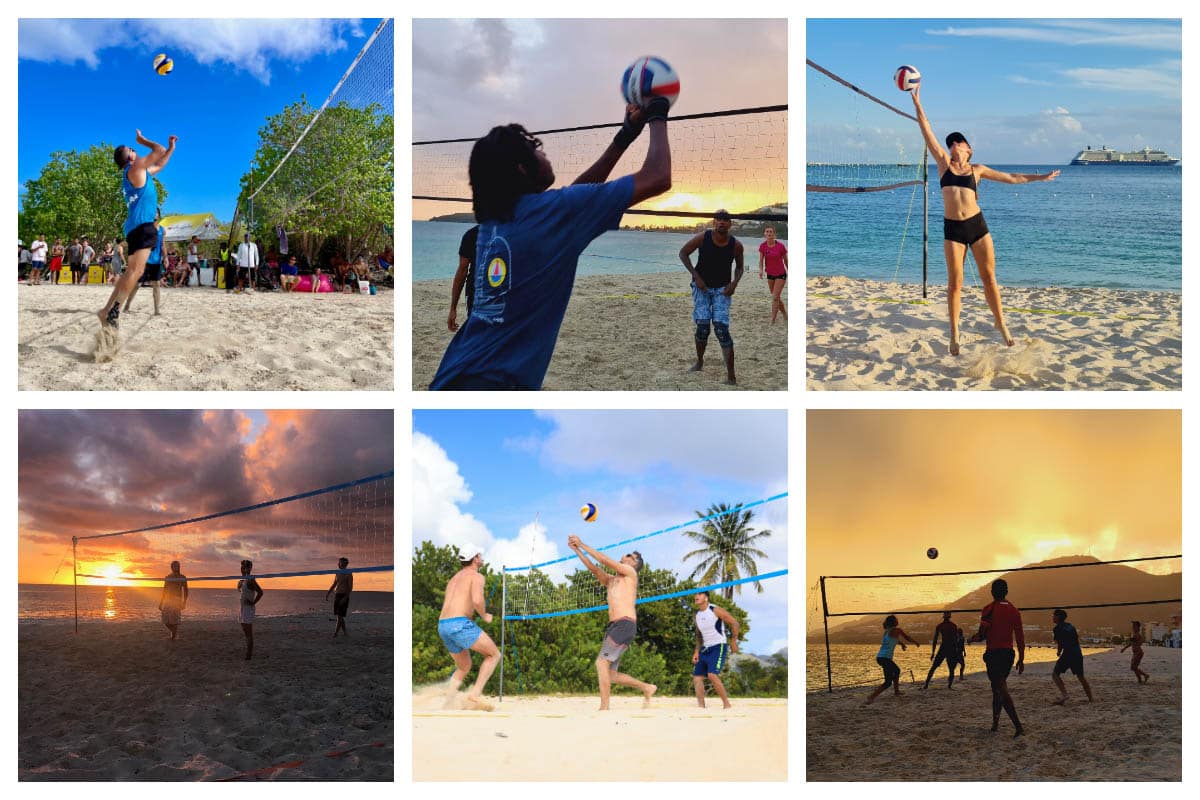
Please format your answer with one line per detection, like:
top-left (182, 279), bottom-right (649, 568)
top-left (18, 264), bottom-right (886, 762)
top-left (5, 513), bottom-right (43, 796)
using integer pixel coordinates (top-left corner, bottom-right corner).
top-left (19, 144), bottom-right (168, 246)
top-left (680, 503), bottom-right (773, 599)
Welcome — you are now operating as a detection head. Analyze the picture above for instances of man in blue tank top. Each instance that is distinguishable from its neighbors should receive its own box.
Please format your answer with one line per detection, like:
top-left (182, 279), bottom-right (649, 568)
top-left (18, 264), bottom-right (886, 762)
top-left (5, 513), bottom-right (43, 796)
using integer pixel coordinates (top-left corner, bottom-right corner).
top-left (430, 96), bottom-right (673, 390)
top-left (99, 130), bottom-right (176, 336)
top-left (679, 210), bottom-right (744, 385)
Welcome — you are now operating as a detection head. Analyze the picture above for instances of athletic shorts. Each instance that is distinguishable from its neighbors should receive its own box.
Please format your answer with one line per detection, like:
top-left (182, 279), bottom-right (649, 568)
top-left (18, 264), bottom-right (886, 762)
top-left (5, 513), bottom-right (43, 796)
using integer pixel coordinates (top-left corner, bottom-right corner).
top-left (931, 646), bottom-right (955, 671)
top-left (32, 260), bottom-right (45, 270)
top-left (877, 656), bottom-right (901, 689)
top-left (766, 272), bottom-right (787, 282)
top-left (1054, 652), bottom-right (1084, 676)
top-left (333, 593), bottom-right (349, 617)
top-left (692, 284), bottom-right (732, 325)
top-left (141, 262), bottom-right (163, 283)
top-left (599, 617), bottom-right (637, 666)
top-left (438, 616), bottom-right (483, 654)
top-left (983, 647), bottom-right (1016, 682)
top-left (693, 642), bottom-right (730, 676)
top-left (127, 221), bottom-right (159, 254)
top-left (943, 212), bottom-right (990, 247)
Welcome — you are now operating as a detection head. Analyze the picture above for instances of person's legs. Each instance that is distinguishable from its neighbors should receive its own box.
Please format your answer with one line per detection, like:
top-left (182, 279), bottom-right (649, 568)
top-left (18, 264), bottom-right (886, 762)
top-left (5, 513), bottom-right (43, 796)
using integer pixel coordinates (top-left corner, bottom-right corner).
top-left (943, 240), bottom-right (965, 356)
top-left (596, 657), bottom-right (614, 710)
top-left (690, 286), bottom-right (712, 373)
top-left (997, 677), bottom-right (1023, 735)
top-left (100, 249), bottom-right (149, 325)
top-left (713, 292), bottom-right (736, 385)
top-left (970, 234), bottom-right (1013, 347)
top-left (1078, 675), bottom-right (1095, 700)
top-left (443, 649), bottom-right (473, 708)
top-left (1052, 669), bottom-right (1069, 704)
top-left (466, 633), bottom-right (500, 706)
top-left (772, 277), bottom-right (788, 322)
top-left (693, 674), bottom-right (707, 707)
top-left (241, 623), bottom-right (254, 660)
top-left (610, 668), bottom-right (657, 707)
top-left (707, 672), bottom-right (732, 708)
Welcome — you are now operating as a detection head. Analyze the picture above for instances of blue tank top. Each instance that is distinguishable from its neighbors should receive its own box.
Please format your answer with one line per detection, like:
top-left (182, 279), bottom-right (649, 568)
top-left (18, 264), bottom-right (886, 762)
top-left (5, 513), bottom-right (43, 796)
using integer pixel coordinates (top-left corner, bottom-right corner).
top-left (122, 164), bottom-right (158, 236)
top-left (878, 628), bottom-right (899, 659)
top-left (148, 226), bottom-right (164, 265)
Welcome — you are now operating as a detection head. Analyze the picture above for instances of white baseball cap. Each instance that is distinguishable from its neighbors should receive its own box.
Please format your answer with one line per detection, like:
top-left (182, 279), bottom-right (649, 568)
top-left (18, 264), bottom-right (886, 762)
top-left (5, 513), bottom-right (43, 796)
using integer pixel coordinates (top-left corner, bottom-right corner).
top-left (456, 543), bottom-right (483, 563)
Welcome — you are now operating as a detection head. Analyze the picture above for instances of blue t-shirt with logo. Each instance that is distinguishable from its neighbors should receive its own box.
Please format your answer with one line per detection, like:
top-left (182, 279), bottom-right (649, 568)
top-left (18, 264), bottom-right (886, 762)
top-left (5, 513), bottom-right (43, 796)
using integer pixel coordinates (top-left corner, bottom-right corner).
top-left (430, 175), bottom-right (635, 389)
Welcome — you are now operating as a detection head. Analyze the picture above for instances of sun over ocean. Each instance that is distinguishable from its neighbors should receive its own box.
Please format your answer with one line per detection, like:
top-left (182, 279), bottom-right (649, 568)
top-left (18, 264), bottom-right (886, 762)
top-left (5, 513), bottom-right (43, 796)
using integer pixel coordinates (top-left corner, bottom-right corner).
top-left (807, 165), bottom-right (1181, 291)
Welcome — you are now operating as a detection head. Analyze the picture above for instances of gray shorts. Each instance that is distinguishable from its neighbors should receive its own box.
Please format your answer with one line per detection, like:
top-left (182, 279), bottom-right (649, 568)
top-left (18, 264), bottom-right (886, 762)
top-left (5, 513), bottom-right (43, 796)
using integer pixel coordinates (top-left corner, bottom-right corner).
top-left (599, 617), bottom-right (637, 666)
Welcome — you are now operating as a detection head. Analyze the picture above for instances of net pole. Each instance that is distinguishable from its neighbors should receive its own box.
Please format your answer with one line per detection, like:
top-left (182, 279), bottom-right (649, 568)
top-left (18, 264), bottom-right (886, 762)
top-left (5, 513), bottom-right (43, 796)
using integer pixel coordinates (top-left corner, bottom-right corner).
top-left (499, 569), bottom-right (507, 703)
top-left (72, 536), bottom-right (78, 634)
top-left (820, 576), bottom-right (832, 693)
top-left (922, 149), bottom-right (929, 299)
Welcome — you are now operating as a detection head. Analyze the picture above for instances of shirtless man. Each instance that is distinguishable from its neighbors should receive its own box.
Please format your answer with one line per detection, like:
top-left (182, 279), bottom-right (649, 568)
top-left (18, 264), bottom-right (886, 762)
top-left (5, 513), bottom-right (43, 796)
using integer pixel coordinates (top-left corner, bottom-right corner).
top-left (325, 557), bottom-right (353, 637)
top-left (158, 560), bottom-right (189, 639)
top-left (437, 548), bottom-right (500, 711)
top-left (568, 535), bottom-right (657, 710)
top-left (923, 610), bottom-right (960, 690)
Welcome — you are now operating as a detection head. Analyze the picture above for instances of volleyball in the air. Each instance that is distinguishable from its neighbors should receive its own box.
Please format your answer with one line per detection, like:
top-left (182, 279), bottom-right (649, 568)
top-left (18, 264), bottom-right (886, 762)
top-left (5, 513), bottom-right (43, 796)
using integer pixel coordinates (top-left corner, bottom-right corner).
top-left (580, 503), bottom-right (598, 523)
top-left (153, 54), bottom-right (174, 76)
top-left (621, 56), bottom-right (681, 109)
top-left (894, 65), bottom-right (920, 92)
top-left (927, 547), bottom-right (939, 560)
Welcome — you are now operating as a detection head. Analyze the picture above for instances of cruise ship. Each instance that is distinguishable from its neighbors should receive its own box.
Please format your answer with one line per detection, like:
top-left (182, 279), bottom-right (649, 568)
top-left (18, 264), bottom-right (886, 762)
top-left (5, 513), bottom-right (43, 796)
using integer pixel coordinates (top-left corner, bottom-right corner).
top-left (1071, 145), bottom-right (1180, 166)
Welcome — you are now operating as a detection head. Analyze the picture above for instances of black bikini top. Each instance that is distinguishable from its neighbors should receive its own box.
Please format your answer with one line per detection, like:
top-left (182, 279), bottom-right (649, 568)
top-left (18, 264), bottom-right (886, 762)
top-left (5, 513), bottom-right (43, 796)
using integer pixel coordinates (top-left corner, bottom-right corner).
top-left (939, 166), bottom-right (977, 192)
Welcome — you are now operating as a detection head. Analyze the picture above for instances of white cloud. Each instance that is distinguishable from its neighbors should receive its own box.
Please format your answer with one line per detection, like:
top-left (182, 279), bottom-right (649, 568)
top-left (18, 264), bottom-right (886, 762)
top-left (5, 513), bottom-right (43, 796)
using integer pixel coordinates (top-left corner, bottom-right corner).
top-left (486, 518), bottom-right (568, 580)
top-left (19, 19), bottom-right (361, 84)
top-left (766, 638), bottom-right (788, 655)
top-left (926, 21), bottom-right (1180, 51)
top-left (411, 431), bottom-right (493, 553)
top-left (1061, 63), bottom-right (1181, 98)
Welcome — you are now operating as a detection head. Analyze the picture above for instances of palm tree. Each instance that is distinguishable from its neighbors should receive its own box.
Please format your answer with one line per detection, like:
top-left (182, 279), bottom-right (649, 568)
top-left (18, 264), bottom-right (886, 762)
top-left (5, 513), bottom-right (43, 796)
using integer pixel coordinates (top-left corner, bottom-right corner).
top-left (681, 502), bottom-right (772, 599)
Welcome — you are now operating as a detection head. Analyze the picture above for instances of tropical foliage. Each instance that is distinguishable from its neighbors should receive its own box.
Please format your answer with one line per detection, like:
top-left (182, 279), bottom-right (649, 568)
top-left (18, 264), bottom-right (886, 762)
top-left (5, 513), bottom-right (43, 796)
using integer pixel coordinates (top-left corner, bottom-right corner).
top-left (681, 503), bottom-right (773, 599)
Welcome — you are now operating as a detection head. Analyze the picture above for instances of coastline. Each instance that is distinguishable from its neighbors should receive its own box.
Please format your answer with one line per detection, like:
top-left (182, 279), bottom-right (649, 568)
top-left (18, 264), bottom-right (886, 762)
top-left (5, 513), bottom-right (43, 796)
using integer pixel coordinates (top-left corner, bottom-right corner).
top-left (413, 272), bottom-right (789, 390)
top-left (19, 615), bottom-right (394, 780)
top-left (807, 275), bottom-right (1181, 390)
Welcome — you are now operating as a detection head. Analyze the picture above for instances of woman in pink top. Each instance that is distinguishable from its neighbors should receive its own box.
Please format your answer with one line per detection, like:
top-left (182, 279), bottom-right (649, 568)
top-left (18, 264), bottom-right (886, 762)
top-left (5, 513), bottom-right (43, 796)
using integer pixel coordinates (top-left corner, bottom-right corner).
top-left (757, 226), bottom-right (788, 324)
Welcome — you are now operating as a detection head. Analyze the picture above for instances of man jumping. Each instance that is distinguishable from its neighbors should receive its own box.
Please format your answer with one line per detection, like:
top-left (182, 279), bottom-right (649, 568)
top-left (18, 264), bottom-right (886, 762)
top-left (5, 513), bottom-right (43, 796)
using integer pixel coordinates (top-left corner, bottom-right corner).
top-left (568, 535), bottom-right (657, 710)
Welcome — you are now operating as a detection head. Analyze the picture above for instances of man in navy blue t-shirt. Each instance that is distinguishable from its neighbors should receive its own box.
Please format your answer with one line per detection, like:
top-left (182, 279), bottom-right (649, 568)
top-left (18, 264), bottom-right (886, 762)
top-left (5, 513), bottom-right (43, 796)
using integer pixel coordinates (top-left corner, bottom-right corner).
top-left (430, 96), bottom-right (673, 390)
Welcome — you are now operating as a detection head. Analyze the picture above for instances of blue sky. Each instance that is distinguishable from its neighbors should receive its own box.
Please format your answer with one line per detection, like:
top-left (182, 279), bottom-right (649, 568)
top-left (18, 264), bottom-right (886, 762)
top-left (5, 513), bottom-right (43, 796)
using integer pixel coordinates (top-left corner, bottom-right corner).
top-left (807, 19), bottom-right (1182, 164)
top-left (413, 410), bottom-right (790, 655)
top-left (18, 18), bottom-right (386, 218)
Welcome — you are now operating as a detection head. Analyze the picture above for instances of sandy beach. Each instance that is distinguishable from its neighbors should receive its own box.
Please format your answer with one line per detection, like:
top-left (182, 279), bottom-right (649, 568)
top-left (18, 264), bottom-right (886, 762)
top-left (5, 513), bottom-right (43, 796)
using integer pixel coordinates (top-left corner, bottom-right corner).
top-left (412, 692), bottom-right (787, 781)
top-left (18, 615), bottom-right (393, 780)
top-left (807, 276), bottom-right (1181, 390)
top-left (412, 272), bottom-right (789, 390)
top-left (807, 647), bottom-right (1180, 781)
top-left (17, 284), bottom-right (394, 391)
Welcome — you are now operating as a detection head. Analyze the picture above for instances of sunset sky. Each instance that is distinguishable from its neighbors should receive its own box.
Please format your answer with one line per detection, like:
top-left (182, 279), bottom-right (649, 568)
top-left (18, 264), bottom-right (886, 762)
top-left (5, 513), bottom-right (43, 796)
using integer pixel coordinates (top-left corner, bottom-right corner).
top-left (411, 19), bottom-right (788, 222)
top-left (18, 410), bottom-right (394, 591)
top-left (807, 410), bottom-right (1181, 624)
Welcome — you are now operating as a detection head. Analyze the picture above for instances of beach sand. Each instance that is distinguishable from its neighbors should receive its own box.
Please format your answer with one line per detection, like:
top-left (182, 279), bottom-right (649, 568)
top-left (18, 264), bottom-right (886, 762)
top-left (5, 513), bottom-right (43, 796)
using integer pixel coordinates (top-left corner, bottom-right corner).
top-left (18, 284), bottom-right (394, 391)
top-left (807, 647), bottom-right (1180, 781)
top-left (412, 272), bottom-right (789, 390)
top-left (18, 615), bottom-right (393, 780)
top-left (807, 276), bottom-right (1181, 390)
top-left (412, 692), bottom-right (787, 780)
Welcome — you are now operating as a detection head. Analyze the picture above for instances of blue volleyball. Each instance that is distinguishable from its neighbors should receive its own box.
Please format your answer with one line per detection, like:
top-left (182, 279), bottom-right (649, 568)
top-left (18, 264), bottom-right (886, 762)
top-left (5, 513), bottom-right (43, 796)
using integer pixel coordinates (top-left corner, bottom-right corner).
top-left (620, 56), bottom-right (680, 109)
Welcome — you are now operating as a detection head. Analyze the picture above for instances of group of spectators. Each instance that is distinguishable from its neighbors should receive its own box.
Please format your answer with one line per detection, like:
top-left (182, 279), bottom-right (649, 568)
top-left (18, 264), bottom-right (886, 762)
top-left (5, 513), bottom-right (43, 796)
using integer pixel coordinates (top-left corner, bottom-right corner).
top-left (20, 235), bottom-right (120, 286)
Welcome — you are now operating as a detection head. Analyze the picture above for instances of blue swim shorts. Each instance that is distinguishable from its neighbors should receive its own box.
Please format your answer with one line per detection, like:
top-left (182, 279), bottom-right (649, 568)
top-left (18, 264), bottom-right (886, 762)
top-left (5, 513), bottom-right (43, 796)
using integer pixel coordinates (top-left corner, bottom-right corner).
top-left (693, 642), bottom-right (730, 676)
top-left (438, 616), bottom-right (483, 654)
top-left (692, 285), bottom-right (732, 325)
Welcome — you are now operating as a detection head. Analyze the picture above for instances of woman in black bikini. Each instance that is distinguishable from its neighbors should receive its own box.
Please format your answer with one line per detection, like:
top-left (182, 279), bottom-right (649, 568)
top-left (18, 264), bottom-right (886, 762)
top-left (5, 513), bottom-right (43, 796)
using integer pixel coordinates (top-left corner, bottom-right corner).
top-left (911, 85), bottom-right (1060, 356)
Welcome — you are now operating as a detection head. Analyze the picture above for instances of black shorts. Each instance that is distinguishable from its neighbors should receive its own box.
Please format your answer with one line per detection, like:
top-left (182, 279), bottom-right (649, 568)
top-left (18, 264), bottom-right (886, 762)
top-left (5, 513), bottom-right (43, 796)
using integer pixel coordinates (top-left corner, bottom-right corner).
top-left (877, 656), bottom-right (901, 689)
top-left (141, 262), bottom-right (163, 282)
top-left (766, 273), bottom-right (787, 282)
top-left (1054, 652), bottom-right (1084, 677)
top-left (333, 593), bottom-right (349, 616)
top-left (983, 648), bottom-right (1015, 682)
top-left (127, 221), bottom-right (159, 254)
top-left (943, 212), bottom-right (990, 246)
top-left (598, 617), bottom-right (637, 666)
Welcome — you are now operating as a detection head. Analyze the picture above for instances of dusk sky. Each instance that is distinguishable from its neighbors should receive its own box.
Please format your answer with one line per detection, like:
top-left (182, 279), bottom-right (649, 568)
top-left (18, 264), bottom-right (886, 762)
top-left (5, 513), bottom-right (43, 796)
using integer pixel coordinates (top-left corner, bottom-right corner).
top-left (807, 410), bottom-right (1181, 630)
top-left (807, 19), bottom-right (1182, 165)
top-left (18, 18), bottom-right (389, 218)
top-left (18, 410), bottom-right (394, 591)
top-left (413, 410), bottom-right (789, 655)
top-left (412, 19), bottom-right (788, 222)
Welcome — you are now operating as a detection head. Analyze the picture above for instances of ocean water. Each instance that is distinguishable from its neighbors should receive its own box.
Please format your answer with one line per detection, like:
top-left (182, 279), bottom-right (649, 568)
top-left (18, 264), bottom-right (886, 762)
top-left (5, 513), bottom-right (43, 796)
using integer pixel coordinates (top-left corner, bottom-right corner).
top-left (805, 642), bottom-right (1112, 692)
top-left (412, 221), bottom-right (788, 282)
top-left (18, 583), bottom-right (394, 623)
top-left (806, 165), bottom-right (1181, 291)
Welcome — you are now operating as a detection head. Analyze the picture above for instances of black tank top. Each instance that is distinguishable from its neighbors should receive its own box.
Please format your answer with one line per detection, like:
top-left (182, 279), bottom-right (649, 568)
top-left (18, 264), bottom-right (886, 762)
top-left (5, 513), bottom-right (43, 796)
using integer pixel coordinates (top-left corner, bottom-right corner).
top-left (939, 166), bottom-right (977, 193)
top-left (695, 230), bottom-right (737, 288)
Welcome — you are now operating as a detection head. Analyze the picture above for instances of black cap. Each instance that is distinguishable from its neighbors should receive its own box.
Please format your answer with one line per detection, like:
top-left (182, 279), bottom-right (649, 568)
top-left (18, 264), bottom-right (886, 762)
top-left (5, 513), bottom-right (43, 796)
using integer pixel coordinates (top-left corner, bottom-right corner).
top-left (945, 131), bottom-right (970, 149)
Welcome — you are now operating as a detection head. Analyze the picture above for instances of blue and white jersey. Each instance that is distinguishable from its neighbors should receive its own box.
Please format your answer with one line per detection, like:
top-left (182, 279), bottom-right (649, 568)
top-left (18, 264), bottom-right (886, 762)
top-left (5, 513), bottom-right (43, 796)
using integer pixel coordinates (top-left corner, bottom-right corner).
top-left (122, 164), bottom-right (158, 236)
top-left (695, 605), bottom-right (727, 648)
top-left (430, 175), bottom-right (635, 389)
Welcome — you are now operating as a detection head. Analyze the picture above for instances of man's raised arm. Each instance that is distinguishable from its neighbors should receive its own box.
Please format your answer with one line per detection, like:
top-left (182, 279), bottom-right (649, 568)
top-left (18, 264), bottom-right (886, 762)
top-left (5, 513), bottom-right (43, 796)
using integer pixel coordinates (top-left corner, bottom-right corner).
top-left (577, 539), bottom-right (635, 577)
top-left (568, 536), bottom-right (612, 584)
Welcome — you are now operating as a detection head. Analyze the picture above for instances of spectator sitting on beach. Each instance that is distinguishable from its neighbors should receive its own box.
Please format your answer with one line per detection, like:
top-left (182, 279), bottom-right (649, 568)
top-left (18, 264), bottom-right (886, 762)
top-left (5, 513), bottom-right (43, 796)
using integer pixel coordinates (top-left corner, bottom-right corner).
top-left (351, 255), bottom-right (370, 290)
top-left (331, 255), bottom-right (352, 291)
top-left (376, 246), bottom-right (393, 271)
top-left (280, 254), bottom-right (300, 292)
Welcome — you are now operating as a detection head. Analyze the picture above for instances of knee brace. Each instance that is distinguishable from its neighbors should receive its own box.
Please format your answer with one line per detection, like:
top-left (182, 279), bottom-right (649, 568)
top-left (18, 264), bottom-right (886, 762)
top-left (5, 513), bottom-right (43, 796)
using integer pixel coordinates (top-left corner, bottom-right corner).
top-left (695, 321), bottom-right (711, 342)
top-left (713, 322), bottom-right (733, 348)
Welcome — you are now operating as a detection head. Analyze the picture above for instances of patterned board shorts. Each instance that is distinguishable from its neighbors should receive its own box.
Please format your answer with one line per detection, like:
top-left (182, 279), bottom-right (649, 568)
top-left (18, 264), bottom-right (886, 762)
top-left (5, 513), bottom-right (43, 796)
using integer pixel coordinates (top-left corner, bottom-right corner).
top-left (692, 285), bottom-right (732, 325)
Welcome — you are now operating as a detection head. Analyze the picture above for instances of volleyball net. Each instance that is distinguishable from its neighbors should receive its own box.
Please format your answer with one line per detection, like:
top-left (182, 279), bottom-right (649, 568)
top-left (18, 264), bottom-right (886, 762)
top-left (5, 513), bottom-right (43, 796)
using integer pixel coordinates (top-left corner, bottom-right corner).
top-left (71, 471), bottom-right (394, 628)
top-left (496, 492), bottom-right (788, 699)
top-left (806, 59), bottom-right (930, 294)
top-left (810, 554), bottom-right (1182, 691)
top-left (413, 104), bottom-right (788, 230)
top-left (235, 17), bottom-right (394, 262)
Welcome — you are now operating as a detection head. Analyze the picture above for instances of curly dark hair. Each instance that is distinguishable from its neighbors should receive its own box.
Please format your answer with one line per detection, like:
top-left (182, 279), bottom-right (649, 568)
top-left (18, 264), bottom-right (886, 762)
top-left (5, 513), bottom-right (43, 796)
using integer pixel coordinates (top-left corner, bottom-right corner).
top-left (469, 124), bottom-right (545, 223)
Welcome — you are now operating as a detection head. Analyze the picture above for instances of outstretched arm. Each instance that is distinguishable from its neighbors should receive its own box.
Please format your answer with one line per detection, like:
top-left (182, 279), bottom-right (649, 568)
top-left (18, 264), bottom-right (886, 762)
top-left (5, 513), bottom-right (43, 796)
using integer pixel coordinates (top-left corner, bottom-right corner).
top-left (574, 537), bottom-right (635, 577)
top-left (568, 536), bottom-right (612, 585)
top-left (573, 100), bottom-right (671, 206)
top-left (135, 130), bottom-right (177, 174)
top-left (977, 165), bottom-right (1061, 184)
top-left (910, 87), bottom-right (949, 170)
top-left (713, 605), bottom-right (741, 653)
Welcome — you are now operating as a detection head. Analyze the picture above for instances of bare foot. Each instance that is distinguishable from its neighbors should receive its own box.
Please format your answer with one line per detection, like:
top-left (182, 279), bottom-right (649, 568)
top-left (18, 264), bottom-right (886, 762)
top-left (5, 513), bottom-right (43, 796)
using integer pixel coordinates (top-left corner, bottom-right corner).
top-left (997, 323), bottom-right (1014, 347)
top-left (724, 377), bottom-right (737, 386)
top-left (949, 337), bottom-right (960, 357)
top-left (1052, 696), bottom-right (1067, 706)
top-left (465, 695), bottom-right (495, 712)
top-left (642, 684), bottom-right (658, 708)
top-left (598, 702), bottom-right (609, 711)
top-left (688, 361), bottom-right (703, 373)
top-left (722, 701), bottom-right (732, 709)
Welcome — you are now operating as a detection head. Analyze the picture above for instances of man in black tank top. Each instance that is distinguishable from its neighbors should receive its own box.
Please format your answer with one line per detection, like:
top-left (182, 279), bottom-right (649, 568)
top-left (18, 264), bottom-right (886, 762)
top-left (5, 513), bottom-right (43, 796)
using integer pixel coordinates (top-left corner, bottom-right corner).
top-left (679, 210), bottom-right (744, 384)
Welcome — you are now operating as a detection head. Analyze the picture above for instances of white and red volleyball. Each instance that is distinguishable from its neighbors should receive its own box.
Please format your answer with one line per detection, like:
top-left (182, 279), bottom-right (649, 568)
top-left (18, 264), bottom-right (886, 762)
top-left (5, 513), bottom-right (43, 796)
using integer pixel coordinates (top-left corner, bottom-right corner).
top-left (894, 65), bottom-right (921, 92)
top-left (621, 56), bottom-right (681, 109)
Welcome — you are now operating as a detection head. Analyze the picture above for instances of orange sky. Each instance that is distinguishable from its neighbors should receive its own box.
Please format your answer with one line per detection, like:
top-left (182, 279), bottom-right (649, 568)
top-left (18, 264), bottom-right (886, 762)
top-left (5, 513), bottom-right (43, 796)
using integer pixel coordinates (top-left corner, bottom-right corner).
top-left (807, 410), bottom-right (1181, 596)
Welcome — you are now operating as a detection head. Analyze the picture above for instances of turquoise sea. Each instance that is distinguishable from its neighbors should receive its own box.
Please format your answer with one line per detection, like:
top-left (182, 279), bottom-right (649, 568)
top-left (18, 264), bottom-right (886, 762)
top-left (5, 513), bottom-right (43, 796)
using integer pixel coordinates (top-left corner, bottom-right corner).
top-left (806, 164), bottom-right (1181, 291)
top-left (412, 221), bottom-right (788, 282)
